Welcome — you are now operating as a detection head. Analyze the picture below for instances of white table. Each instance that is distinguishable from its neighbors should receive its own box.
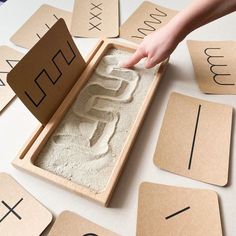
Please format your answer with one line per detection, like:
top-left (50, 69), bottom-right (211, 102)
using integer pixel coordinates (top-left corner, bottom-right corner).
top-left (0, 0), bottom-right (235, 235)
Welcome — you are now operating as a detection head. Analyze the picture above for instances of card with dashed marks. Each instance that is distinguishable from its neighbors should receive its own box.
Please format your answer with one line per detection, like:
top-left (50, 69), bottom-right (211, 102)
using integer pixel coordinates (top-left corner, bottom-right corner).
top-left (137, 182), bottom-right (222, 236)
top-left (10, 4), bottom-right (71, 49)
top-left (187, 40), bottom-right (236, 94)
top-left (71, 0), bottom-right (119, 38)
top-left (0, 46), bottom-right (24, 113)
top-left (48, 211), bottom-right (119, 236)
top-left (0, 173), bottom-right (52, 236)
top-left (154, 92), bottom-right (233, 186)
top-left (120, 1), bottom-right (177, 44)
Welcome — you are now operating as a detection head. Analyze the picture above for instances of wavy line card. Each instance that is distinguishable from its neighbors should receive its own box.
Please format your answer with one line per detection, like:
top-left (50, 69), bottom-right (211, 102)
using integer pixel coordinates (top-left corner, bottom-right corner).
top-left (137, 182), bottom-right (222, 236)
top-left (153, 92), bottom-right (233, 186)
top-left (0, 46), bottom-right (23, 113)
top-left (71, 0), bottom-right (119, 38)
top-left (10, 4), bottom-right (71, 49)
top-left (48, 211), bottom-right (119, 236)
top-left (0, 173), bottom-right (52, 236)
top-left (120, 1), bottom-right (177, 44)
top-left (187, 40), bottom-right (236, 94)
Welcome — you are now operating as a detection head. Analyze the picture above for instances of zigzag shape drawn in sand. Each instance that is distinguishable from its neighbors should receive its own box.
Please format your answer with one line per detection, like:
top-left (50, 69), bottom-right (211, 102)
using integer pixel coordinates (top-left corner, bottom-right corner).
top-left (53, 55), bottom-right (140, 155)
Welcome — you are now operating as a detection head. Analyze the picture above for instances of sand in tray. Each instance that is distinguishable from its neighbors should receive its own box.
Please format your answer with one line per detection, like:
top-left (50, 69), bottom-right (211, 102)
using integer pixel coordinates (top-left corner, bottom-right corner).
top-left (35, 49), bottom-right (158, 193)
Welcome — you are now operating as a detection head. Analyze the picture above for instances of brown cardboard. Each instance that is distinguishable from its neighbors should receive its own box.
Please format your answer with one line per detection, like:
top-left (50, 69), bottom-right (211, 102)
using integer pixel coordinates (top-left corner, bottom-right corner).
top-left (7, 19), bottom-right (86, 125)
top-left (137, 182), bottom-right (222, 236)
top-left (10, 4), bottom-right (71, 49)
top-left (0, 46), bottom-right (23, 113)
top-left (154, 92), bottom-right (233, 186)
top-left (187, 40), bottom-right (236, 94)
top-left (0, 173), bottom-right (52, 236)
top-left (71, 0), bottom-right (119, 38)
top-left (48, 211), bottom-right (119, 236)
top-left (120, 1), bottom-right (177, 44)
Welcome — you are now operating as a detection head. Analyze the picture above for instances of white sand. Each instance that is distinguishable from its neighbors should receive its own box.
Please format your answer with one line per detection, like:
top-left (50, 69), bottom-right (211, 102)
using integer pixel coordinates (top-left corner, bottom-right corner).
top-left (36, 49), bottom-right (158, 193)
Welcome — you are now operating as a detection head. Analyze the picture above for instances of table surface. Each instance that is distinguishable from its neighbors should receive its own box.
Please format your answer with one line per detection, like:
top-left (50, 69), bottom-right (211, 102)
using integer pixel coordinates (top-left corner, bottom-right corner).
top-left (0, 0), bottom-right (235, 235)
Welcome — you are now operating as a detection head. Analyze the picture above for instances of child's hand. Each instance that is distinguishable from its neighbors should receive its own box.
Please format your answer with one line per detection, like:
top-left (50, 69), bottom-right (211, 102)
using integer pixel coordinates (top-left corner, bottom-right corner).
top-left (122, 0), bottom-right (236, 69)
top-left (122, 24), bottom-right (181, 69)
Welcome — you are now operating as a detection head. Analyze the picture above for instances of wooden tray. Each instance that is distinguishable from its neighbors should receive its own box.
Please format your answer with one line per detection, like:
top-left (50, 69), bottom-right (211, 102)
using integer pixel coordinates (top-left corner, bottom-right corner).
top-left (8, 19), bottom-right (169, 206)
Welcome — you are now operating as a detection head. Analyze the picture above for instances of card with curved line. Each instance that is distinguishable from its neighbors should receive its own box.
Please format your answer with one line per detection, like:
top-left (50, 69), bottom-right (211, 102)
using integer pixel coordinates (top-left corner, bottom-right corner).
top-left (10, 4), bottom-right (71, 49)
top-left (120, 1), bottom-right (177, 44)
top-left (48, 211), bottom-right (119, 236)
top-left (153, 92), bottom-right (233, 186)
top-left (187, 40), bottom-right (236, 94)
top-left (0, 173), bottom-right (52, 236)
top-left (137, 182), bottom-right (222, 236)
top-left (0, 46), bottom-right (24, 113)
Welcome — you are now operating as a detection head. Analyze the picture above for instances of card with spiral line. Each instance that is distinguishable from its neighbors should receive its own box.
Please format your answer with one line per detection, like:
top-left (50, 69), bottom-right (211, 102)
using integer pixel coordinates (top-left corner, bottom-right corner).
top-left (120, 1), bottom-right (177, 44)
top-left (71, 0), bottom-right (119, 38)
top-left (187, 40), bottom-right (236, 94)
top-left (10, 4), bottom-right (71, 49)
top-left (48, 211), bottom-right (119, 236)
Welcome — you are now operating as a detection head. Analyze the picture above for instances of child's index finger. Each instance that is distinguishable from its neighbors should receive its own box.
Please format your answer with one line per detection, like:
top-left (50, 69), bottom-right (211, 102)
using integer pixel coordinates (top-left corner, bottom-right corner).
top-left (121, 49), bottom-right (146, 68)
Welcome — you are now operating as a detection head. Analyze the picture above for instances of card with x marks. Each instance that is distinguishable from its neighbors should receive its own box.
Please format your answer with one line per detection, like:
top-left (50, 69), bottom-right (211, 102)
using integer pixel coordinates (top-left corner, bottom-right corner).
top-left (0, 173), bottom-right (52, 236)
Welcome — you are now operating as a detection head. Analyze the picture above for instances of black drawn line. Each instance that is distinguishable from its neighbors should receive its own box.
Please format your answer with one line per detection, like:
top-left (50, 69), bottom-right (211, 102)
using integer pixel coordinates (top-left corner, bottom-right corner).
top-left (131, 8), bottom-right (167, 39)
top-left (165, 206), bottom-right (190, 220)
top-left (188, 104), bottom-right (201, 170)
top-left (89, 12), bottom-right (102, 21)
top-left (0, 198), bottom-right (23, 222)
top-left (204, 48), bottom-right (234, 86)
top-left (0, 59), bottom-right (20, 87)
top-left (36, 33), bottom-right (41, 39)
top-left (45, 23), bottom-right (50, 30)
top-left (53, 14), bottom-right (59, 20)
top-left (25, 40), bottom-right (76, 107)
top-left (0, 78), bottom-right (5, 86)
top-left (90, 3), bottom-right (102, 11)
top-left (6, 60), bottom-right (19, 69)
top-left (83, 234), bottom-right (98, 236)
top-left (36, 14), bottom-right (59, 40)
top-left (89, 22), bottom-right (102, 31)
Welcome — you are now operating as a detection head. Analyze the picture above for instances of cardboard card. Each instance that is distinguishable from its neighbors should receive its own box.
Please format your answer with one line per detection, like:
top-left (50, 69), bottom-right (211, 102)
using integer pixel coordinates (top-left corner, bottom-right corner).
top-left (120, 1), bottom-right (177, 44)
top-left (154, 92), bottom-right (233, 186)
top-left (0, 173), bottom-right (52, 236)
top-left (0, 46), bottom-right (24, 113)
top-left (7, 19), bottom-right (86, 125)
top-left (10, 4), bottom-right (71, 49)
top-left (137, 182), bottom-right (222, 236)
top-left (71, 0), bottom-right (119, 38)
top-left (48, 211), bottom-right (119, 236)
top-left (187, 40), bottom-right (236, 94)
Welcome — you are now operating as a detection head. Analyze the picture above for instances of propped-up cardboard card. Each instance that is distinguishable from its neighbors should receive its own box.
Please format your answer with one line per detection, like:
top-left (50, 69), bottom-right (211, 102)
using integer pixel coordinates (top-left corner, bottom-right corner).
top-left (0, 46), bottom-right (24, 112)
top-left (48, 211), bottom-right (119, 236)
top-left (154, 92), bottom-right (233, 186)
top-left (10, 4), bottom-right (71, 49)
top-left (71, 0), bottom-right (119, 38)
top-left (137, 182), bottom-right (222, 236)
top-left (7, 19), bottom-right (86, 125)
top-left (0, 173), bottom-right (52, 236)
top-left (120, 1), bottom-right (177, 44)
top-left (187, 40), bottom-right (236, 94)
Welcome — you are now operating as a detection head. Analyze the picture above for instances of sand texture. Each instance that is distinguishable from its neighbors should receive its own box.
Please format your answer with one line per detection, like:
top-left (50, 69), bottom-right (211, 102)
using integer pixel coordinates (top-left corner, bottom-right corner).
top-left (36, 49), bottom-right (157, 192)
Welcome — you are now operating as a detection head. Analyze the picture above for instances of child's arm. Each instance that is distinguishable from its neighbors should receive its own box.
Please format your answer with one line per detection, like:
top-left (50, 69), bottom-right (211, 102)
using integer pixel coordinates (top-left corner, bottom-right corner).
top-left (122, 0), bottom-right (236, 69)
